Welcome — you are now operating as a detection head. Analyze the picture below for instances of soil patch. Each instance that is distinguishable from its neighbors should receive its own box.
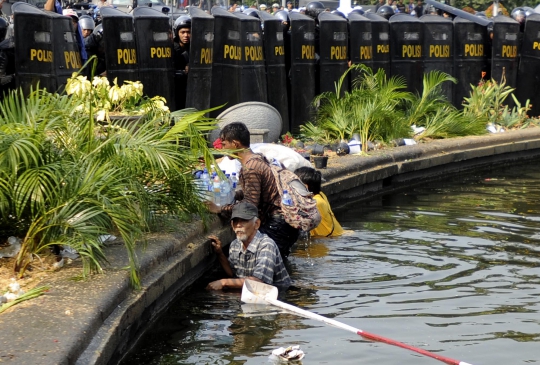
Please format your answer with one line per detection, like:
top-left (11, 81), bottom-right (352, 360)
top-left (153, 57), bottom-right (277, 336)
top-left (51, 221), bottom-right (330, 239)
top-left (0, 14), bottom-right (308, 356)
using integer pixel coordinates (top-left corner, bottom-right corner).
top-left (0, 254), bottom-right (62, 298)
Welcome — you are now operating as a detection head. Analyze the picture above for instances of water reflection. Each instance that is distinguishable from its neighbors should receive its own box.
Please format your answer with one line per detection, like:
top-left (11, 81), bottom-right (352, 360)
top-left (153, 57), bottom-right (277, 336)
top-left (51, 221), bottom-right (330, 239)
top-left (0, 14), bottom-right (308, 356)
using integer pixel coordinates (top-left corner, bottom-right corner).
top-left (123, 163), bottom-right (540, 365)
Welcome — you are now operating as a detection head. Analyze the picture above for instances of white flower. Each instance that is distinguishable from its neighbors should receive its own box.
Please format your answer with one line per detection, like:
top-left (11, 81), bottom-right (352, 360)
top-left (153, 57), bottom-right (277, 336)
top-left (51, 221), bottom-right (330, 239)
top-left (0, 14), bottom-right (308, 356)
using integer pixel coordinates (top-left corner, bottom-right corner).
top-left (65, 75), bottom-right (91, 97)
top-left (108, 86), bottom-right (124, 104)
top-left (96, 109), bottom-right (107, 121)
top-left (92, 76), bottom-right (110, 89)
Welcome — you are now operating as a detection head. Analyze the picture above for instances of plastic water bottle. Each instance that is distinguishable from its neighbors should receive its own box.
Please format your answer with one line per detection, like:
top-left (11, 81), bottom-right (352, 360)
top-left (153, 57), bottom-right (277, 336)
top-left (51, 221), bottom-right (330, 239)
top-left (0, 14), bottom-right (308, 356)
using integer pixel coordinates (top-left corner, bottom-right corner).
top-left (193, 175), bottom-right (203, 200)
top-left (212, 173), bottom-right (221, 206)
top-left (282, 190), bottom-right (293, 206)
top-left (226, 174), bottom-right (234, 203)
top-left (231, 172), bottom-right (239, 191)
top-left (201, 168), bottom-right (209, 192)
top-left (220, 175), bottom-right (230, 206)
top-left (201, 168), bottom-right (209, 183)
top-left (200, 168), bottom-right (212, 201)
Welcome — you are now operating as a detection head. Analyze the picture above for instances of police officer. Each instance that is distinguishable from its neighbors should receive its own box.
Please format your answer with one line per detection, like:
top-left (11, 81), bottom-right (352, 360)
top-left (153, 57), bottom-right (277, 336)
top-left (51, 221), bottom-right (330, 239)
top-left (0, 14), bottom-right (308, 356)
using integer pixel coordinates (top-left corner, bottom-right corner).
top-left (274, 9), bottom-right (290, 31)
top-left (511, 7), bottom-right (526, 32)
top-left (0, 17), bottom-right (14, 96)
top-left (79, 15), bottom-right (95, 39)
top-left (84, 24), bottom-right (106, 76)
top-left (173, 15), bottom-right (191, 110)
top-left (376, 5), bottom-right (394, 20)
top-left (305, 1), bottom-right (325, 20)
top-left (286, 1), bottom-right (293, 12)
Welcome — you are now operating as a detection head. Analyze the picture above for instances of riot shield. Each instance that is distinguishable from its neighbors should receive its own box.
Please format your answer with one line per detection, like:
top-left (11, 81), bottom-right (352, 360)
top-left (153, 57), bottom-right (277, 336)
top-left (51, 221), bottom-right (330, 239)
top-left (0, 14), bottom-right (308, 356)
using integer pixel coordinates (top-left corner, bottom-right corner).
top-left (317, 11), bottom-right (348, 95)
top-left (389, 13), bottom-right (424, 94)
top-left (210, 7), bottom-right (241, 117)
top-left (420, 14), bottom-right (453, 103)
top-left (186, 7), bottom-right (214, 112)
top-left (101, 7), bottom-right (138, 86)
top-left (516, 13), bottom-right (540, 116)
top-left (453, 16), bottom-right (489, 108)
top-left (52, 12), bottom-right (82, 92)
top-left (491, 15), bottom-right (519, 90)
top-left (348, 12), bottom-right (373, 80)
top-left (288, 11), bottom-right (316, 133)
top-left (365, 12), bottom-right (390, 77)
top-left (234, 12), bottom-right (267, 103)
top-left (259, 11), bottom-right (289, 134)
top-left (12, 3), bottom-right (56, 94)
top-left (133, 7), bottom-right (175, 110)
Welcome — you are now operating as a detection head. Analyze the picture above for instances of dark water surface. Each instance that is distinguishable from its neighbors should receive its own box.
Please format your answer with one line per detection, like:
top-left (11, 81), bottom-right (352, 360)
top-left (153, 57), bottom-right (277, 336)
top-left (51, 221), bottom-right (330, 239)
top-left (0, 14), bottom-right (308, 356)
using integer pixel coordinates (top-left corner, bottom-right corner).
top-left (123, 163), bottom-right (540, 365)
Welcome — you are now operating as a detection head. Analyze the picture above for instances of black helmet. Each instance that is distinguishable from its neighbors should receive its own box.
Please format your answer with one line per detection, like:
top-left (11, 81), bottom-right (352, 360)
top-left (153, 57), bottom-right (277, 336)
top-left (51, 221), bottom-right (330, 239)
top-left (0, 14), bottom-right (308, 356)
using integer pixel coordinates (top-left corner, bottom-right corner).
top-left (331, 10), bottom-right (346, 18)
top-left (243, 8), bottom-right (260, 18)
top-left (174, 15), bottom-right (192, 34)
top-left (522, 6), bottom-right (536, 17)
top-left (475, 11), bottom-right (486, 18)
top-left (0, 18), bottom-right (7, 42)
top-left (511, 7), bottom-right (526, 23)
top-left (93, 23), bottom-right (103, 36)
top-left (305, 1), bottom-right (325, 18)
top-left (376, 5), bottom-right (394, 20)
top-left (274, 9), bottom-right (289, 23)
top-left (79, 15), bottom-right (95, 31)
top-left (348, 8), bottom-right (365, 16)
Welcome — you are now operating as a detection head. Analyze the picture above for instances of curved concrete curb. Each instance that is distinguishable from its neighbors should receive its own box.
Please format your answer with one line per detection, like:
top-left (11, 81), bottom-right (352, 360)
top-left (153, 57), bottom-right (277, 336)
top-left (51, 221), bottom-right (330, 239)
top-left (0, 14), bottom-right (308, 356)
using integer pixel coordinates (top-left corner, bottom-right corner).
top-left (1, 128), bottom-right (540, 365)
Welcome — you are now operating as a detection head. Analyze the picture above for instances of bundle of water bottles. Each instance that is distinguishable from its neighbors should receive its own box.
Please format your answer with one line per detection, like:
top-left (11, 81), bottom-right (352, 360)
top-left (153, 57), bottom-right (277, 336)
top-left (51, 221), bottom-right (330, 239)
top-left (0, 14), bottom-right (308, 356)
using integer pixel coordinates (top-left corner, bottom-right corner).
top-left (193, 167), bottom-right (239, 207)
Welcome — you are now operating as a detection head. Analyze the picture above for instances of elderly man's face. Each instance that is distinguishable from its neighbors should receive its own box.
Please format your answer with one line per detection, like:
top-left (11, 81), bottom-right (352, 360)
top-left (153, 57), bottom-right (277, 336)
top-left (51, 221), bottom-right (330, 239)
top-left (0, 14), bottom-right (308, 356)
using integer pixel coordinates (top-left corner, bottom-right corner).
top-left (231, 217), bottom-right (260, 244)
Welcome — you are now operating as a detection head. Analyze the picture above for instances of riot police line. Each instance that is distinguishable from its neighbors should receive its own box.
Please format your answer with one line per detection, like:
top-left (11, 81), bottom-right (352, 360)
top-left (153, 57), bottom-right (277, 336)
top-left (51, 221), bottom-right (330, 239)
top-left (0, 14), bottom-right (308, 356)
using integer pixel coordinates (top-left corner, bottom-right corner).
top-left (3, 0), bottom-right (540, 134)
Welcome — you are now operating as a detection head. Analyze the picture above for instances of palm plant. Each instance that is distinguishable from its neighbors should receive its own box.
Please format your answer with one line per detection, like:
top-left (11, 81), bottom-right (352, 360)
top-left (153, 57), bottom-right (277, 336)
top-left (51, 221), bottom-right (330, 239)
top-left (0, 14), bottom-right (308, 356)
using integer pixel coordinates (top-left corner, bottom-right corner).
top-left (350, 65), bottom-right (412, 150)
top-left (405, 71), bottom-right (457, 128)
top-left (310, 66), bottom-right (357, 142)
top-left (417, 106), bottom-right (486, 140)
top-left (0, 85), bottom-right (219, 288)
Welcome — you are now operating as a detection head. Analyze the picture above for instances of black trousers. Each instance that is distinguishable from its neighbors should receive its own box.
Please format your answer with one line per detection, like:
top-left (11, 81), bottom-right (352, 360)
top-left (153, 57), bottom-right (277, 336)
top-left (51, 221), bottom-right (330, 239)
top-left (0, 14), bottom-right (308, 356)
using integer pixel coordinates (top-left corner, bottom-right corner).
top-left (259, 215), bottom-right (299, 259)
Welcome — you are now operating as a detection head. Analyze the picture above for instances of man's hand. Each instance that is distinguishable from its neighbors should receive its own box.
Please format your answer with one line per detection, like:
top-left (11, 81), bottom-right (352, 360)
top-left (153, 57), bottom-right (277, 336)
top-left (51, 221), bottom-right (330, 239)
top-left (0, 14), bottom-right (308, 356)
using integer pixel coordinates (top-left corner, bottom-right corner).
top-left (206, 279), bottom-right (224, 290)
top-left (208, 234), bottom-right (223, 255)
top-left (204, 200), bottom-right (221, 214)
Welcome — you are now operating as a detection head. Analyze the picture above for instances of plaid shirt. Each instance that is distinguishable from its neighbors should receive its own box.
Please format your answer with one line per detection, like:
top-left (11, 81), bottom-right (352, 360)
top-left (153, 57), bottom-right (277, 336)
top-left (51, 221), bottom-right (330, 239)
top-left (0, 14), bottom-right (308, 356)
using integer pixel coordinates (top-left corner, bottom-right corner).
top-left (228, 231), bottom-right (291, 288)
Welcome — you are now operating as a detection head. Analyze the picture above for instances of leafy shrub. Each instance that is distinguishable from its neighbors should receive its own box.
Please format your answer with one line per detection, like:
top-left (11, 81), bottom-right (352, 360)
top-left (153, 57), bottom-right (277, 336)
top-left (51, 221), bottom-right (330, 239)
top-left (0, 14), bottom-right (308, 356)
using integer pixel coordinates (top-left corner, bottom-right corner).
top-left (462, 74), bottom-right (531, 130)
top-left (0, 79), bottom-right (219, 288)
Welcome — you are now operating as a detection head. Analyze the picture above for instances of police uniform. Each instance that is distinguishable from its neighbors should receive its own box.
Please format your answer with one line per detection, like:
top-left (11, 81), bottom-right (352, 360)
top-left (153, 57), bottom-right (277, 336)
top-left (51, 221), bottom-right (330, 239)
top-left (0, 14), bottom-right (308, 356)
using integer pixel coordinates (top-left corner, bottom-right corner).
top-left (173, 16), bottom-right (191, 110)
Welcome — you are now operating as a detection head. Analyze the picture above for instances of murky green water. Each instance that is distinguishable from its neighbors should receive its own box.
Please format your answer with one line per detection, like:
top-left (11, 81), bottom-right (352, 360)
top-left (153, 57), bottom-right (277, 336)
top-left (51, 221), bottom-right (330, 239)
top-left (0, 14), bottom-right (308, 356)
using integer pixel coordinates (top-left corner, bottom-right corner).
top-left (123, 163), bottom-right (540, 365)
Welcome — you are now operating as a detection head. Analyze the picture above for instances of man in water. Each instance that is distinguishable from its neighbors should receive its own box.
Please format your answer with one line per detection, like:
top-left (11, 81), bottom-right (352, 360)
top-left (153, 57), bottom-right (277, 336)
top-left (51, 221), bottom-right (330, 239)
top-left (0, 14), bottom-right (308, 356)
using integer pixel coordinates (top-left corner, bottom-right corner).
top-left (206, 201), bottom-right (291, 290)
top-left (206, 122), bottom-right (300, 258)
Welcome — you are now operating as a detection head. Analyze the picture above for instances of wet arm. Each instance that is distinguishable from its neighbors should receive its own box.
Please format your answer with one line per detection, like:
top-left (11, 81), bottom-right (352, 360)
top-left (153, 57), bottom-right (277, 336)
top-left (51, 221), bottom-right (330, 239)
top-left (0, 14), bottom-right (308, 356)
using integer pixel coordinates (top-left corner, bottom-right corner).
top-left (217, 277), bottom-right (262, 290)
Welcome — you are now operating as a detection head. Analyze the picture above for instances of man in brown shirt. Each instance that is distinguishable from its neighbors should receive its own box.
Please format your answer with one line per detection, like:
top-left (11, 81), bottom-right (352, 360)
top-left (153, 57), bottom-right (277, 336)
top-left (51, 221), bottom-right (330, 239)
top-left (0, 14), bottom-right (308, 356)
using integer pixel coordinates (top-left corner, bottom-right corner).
top-left (206, 122), bottom-right (299, 258)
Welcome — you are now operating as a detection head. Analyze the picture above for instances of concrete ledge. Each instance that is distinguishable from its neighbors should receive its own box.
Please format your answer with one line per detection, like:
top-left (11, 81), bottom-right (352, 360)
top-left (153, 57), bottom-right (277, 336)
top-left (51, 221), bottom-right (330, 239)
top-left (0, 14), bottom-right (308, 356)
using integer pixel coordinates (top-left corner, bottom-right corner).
top-left (2, 128), bottom-right (540, 365)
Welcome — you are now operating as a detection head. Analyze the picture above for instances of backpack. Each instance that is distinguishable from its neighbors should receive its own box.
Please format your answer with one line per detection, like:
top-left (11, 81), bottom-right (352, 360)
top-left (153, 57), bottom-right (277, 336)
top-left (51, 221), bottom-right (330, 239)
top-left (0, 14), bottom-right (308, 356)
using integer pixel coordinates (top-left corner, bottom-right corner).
top-left (269, 165), bottom-right (322, 231)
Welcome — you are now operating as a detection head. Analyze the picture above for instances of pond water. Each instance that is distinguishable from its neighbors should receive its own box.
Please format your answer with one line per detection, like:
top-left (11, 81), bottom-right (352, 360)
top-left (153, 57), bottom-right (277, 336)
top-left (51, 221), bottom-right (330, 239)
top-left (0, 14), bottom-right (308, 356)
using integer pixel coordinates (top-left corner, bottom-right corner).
top-left (122, 162), bottom-right (540, 365)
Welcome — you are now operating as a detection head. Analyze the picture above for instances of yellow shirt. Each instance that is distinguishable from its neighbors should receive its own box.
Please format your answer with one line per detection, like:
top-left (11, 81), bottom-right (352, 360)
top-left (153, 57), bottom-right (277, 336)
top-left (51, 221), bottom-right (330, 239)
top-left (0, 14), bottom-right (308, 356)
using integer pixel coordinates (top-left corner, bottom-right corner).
top-left (311, 192), bottom-right (343, 237)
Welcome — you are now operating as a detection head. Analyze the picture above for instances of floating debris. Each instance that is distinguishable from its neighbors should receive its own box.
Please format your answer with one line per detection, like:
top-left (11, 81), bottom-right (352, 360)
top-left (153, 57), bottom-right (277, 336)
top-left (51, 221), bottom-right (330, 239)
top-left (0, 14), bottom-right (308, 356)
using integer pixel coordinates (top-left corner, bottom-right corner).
top-left (270, 345), bottom-right (305, 362)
